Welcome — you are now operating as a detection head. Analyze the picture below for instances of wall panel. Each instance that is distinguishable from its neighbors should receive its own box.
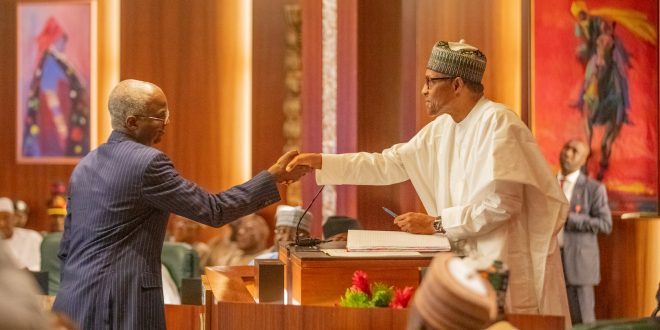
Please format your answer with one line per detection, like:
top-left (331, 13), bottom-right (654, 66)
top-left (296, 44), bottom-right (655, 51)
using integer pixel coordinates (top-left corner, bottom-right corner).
top-left (252, 0), bottom-right (296, 233)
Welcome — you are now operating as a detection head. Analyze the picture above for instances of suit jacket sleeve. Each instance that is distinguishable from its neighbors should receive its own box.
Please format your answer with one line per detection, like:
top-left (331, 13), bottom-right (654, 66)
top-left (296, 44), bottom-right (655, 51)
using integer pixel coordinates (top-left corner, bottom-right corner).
top-left (565, 183), bottom-right (612, 234)
top-left (142, 153), bottom-right (280, 226)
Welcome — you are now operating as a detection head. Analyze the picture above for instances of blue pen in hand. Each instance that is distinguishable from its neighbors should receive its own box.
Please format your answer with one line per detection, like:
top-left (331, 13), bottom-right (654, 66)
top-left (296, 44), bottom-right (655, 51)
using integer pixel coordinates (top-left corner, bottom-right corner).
top-left (382, 207), bottom-right (398, 219)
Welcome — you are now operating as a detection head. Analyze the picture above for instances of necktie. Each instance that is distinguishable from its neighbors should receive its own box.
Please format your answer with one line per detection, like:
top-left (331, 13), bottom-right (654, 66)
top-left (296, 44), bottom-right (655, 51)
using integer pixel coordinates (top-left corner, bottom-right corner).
top-left (559, 178), bottom-right (566, 188)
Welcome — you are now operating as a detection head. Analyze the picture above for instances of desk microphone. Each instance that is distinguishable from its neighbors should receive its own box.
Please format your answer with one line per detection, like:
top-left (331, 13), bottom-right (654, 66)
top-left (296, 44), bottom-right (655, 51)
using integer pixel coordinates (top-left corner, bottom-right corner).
top-left (293, 185), bottom-right (329, 247)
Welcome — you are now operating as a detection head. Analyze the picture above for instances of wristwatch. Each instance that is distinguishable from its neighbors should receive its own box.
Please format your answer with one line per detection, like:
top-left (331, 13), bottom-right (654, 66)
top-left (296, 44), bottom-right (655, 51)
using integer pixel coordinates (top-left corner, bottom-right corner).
top-left (432, 216), bottom-right (445, 234)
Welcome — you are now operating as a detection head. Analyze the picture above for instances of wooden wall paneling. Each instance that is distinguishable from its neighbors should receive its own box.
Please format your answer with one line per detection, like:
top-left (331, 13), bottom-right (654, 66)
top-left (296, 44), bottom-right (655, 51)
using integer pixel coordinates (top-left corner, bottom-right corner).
top-left (399, 0), bottom-right (424, 215)
top-left (596, 217), bottom-right (660, 319)
top-left (354, 0), bottom-right (407, 231)
top-left (415, 0), bottom-right (522, 130)
top-left (300, 0), bottom-right (324, 236)
top-left (485, 0), bottom-right (521, 114)
top-left (252, 0), bottom-right (295, 237)
top-left (335, 0), bottom-right (358, 219)
top-left (120, 0), bottom-right (252, 243)
top-left (521, 0), bottom-right (531, 125)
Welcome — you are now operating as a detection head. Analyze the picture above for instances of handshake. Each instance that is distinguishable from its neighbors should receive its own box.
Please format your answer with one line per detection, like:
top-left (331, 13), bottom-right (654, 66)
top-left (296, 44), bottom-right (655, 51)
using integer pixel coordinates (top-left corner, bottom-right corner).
top-left (267, 150), bottom-right (322, 184)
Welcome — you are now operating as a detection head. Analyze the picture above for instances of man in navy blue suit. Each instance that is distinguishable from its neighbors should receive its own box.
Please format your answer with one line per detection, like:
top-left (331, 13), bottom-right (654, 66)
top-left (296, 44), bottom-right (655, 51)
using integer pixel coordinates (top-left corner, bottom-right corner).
top-left (52, 79), bottom-right (308, 329)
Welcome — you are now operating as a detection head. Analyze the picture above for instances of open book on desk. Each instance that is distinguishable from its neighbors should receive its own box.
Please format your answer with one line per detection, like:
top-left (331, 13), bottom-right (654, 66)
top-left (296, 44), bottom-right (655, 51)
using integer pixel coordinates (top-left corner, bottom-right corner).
top-left (346, 230), bottom-right (450, 252)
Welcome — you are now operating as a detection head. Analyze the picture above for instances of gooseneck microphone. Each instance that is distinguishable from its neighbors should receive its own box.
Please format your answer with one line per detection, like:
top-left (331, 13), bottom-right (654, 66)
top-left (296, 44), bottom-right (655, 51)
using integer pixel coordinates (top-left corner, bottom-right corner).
top-left (293, 185), bottom-right (329, 247)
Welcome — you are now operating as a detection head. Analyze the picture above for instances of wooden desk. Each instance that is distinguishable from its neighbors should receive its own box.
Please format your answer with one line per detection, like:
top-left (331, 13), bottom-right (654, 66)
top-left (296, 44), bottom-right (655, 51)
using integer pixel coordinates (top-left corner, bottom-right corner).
top-left (203, 265), bottom-right (564, 330)
top-left (280, 242), bottom-right (435, 305)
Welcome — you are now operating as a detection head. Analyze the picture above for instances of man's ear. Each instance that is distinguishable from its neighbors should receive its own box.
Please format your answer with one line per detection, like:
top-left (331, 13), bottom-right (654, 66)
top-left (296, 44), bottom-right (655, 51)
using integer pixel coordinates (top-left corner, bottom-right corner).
top-left (124, 116), bottom-right (138, 130)
top-left (452, 77), bottom-right (464, 94)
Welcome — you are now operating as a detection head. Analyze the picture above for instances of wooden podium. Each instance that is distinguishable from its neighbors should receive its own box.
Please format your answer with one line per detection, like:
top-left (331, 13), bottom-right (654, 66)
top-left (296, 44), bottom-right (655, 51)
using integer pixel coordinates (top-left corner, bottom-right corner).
top-left (202, 242), bottom-right (564, 329)
top-left (279, 241), bottom-right (434, 305)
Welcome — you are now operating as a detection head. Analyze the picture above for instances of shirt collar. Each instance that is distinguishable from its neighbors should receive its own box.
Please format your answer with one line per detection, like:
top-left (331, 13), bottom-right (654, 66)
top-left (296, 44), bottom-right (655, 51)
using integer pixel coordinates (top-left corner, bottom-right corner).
top-left (558, 169), bottom-right (581, 183)
top-left (108, 130), bottom-right (137, 144)
top-left (456, 96), bottom-right (487, 128)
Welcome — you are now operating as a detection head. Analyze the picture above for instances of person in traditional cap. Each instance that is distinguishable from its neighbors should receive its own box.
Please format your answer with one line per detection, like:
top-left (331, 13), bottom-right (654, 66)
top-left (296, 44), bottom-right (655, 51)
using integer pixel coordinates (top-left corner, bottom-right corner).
top-left (13, 200), bottom-right (30, 228)
top-left (47, 195), bottom-right (67, 232)
top-left (0, 197), bottom-right (43, 271)
top-left (407, 253), bottom-right (497, 330)
top-left (287, 40), bottom-right (571, 326)
top-left (322, 215), bottom-right (362, 242)
top-left (251, 205), bottom-right (313, 263)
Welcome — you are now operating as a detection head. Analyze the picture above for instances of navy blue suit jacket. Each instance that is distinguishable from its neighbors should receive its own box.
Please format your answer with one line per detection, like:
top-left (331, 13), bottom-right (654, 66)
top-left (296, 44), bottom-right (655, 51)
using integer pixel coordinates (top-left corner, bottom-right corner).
top-left (562, 173), bottom-right (612, 286)
top-left (52, 131), bottom-right (280, 329)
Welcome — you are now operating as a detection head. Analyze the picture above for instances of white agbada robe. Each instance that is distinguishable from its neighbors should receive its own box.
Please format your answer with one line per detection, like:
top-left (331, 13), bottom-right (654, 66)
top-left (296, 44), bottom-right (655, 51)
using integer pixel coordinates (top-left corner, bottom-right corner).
top-left (4, 227), bottom-right (43, 271)
top-left (317, 97), bottom-right (570, 324)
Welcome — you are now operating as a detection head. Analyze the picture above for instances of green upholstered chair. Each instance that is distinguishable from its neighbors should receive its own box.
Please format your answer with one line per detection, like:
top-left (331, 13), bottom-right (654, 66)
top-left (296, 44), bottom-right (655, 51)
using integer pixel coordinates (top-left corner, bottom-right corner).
top-left (160, 241), bottom-right (200, 293)
top-left (40, 232), bottom-right (63, 296)
top-left (40, 235), bottom-right (200, 297)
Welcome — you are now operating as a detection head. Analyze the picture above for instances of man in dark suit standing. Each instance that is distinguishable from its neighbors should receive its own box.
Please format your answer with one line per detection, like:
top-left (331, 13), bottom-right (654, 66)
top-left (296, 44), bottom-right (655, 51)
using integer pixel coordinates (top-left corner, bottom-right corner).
top-left (557, 139), bottom-right (612, 325)
top-left (52, 79), bottom-right (308, 329)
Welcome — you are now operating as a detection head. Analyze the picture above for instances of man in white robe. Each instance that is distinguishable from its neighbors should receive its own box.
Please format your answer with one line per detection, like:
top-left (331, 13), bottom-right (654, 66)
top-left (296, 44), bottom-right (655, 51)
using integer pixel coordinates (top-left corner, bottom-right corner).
top-left (0, 197), bottom-right (42, 272)
top-left (287, 40), bottom-right (571, 327)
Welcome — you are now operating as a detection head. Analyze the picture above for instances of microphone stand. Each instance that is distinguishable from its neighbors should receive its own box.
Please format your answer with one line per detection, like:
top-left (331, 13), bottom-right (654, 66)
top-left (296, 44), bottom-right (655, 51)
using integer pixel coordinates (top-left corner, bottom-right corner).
top-left (292, 185), bottom-right (330, 247)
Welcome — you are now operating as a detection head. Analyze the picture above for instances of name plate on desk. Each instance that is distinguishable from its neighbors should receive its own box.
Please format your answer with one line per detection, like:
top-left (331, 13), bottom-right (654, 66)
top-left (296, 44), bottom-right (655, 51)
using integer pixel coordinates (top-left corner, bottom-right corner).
top-left (254, 259), bottom-right (284, 303)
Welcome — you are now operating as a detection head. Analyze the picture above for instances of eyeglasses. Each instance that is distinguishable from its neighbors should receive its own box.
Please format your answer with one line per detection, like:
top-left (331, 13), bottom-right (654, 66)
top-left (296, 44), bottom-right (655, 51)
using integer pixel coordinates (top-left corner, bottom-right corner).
top-left (135, 114), bottom-right (170, 126)
top-left (425, 76), bottom-right (455, 89)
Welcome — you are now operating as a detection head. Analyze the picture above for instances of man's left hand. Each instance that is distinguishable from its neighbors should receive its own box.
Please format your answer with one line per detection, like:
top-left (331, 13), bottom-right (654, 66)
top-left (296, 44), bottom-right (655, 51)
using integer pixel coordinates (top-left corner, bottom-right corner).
top-left (393, 212), bottom-right (435, 234)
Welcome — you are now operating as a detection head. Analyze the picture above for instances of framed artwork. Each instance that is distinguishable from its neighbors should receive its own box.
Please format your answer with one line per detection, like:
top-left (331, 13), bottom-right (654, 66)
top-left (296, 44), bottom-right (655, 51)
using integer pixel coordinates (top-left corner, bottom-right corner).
top-left (531, 0), bottom-right (659, 212)
top-left (16, 1), bottom-right (97, 164)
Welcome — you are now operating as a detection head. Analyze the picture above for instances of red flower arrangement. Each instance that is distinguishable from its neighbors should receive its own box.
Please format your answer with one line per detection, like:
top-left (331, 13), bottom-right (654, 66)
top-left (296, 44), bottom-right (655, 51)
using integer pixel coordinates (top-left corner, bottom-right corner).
top-left (339, 270), bottom-right (414, 309)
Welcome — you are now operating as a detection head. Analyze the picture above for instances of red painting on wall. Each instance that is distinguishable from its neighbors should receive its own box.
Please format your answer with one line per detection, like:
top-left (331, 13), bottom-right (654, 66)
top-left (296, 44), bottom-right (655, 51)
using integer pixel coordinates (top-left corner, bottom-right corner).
top-left (532, 0), bottom-right (659, 212)
top-left (16, 1), bottom-right (97, 164)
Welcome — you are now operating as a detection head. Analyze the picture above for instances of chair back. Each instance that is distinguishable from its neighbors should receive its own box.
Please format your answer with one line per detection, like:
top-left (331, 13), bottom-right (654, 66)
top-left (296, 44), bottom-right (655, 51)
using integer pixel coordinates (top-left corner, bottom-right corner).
top-left (161, 242), bottom-right (200, 292)
top-left (40, 232), bottom-right (63, 296)
top-left (40, 236), bottom-right (200, 297)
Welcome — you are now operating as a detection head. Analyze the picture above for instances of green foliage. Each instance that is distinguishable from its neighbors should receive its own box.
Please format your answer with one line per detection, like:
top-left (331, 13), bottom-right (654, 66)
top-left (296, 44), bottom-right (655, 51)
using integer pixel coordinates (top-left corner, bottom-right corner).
top-left (339, 288), bottom-right (371, 308)
top-left (370, 282), bottom-right (394, 307)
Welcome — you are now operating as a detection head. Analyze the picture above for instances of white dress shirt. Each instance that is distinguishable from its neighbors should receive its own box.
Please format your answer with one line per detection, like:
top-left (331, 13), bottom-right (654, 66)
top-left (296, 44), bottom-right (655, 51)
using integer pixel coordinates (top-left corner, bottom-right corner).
top-left (557, 170), bottom-right (580, 247)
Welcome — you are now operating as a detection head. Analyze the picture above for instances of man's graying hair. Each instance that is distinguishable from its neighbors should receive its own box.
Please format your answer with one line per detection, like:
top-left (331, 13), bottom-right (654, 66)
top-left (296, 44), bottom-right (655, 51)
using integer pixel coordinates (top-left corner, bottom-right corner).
top-left (108, 79), bottom-right (152, 130)
top-left (464, 80), bottom-right (484, 94)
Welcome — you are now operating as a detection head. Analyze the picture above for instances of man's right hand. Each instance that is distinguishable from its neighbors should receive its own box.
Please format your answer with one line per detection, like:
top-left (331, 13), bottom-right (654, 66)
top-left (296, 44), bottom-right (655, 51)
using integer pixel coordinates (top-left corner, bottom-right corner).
top-left (268, 150), bottom-right (311, 184)
top-left (286, 153), bottom-right (322, 172)
top-left (394, 212), bottom-right (435, 234)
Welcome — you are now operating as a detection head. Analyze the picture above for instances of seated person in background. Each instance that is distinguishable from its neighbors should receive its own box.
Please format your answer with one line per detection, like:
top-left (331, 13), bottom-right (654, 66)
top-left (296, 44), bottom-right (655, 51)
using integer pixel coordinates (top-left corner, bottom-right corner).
top-left (0, 197), bottom-right (42, 271)
top-left (13, 199), bottom-right (29, 228)
top-left (205, 223), bottom-right (237, 267)
top-left (47, 195), bottom-right (67, 232)
top-left (169, 215), bottom-right (211, 271)
top-left (161, 264), bottom-right (180, 305)
top-left (252, 205), bottom-right (313, 262)
top-left (212, 214), bottom-right (270, 266)
top-left (323, 215), bottom-right (362, 242)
